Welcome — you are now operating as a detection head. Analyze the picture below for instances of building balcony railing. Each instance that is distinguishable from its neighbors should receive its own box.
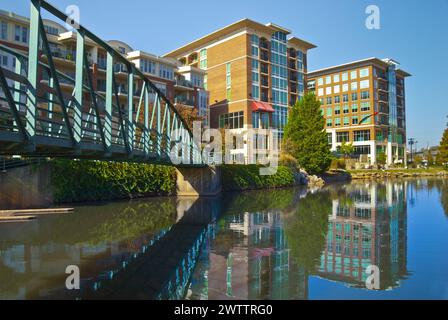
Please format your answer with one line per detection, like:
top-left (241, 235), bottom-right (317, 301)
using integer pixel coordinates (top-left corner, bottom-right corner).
top-left (260, 52), bottom-right (269, 61)
top-left (50, 49), bottom-right (76, 62)
top-left (175, 78), bottom-right (194, 89)
top-left (260, 64), bottom-right (269, 74)
top-left (174, 96), bottom-right (195, 106)
top-left (260, 40), bottom-right (269, 50)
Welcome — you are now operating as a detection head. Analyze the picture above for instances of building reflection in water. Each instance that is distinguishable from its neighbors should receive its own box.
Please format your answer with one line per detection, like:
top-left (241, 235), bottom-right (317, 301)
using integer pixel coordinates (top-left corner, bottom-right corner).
top-left (0, 181), bottom-right (412, 300)
top-left (317, 181), bottom-right (409, 290)
top-left (189, 182), bottom-right (410, 299)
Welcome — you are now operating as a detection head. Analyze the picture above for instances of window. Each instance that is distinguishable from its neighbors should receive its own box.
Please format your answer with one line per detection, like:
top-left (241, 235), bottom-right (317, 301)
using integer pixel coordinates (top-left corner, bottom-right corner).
top-left (351, 92), bottom-right (358, 101)
top-left (318, 88), bottom-right (324, 96)
top-left (342, 83), bottom-right (349, 92)
top-left (351, 82), bottom-right (358, 91)
top-left (252, 84), bottom-right (259, 99)
top-left (318, 78), bottom-right (324, 86)
top-left (353, 130), bottom-right (371, 142)
top-left (334, 95), bottom-right (340, 104)
top-left (354, 145), bottom-right (371, 155)
top-left (1, 54), bottom-right (8, 66)
top-left (334, 118), bottom-right (341, 126)
top-left (352, 116), bottom-right (359, 125)
top-left (327, 133), bottom-right (333, 144)
top-left (361, 90), bottom-right (370, 99)
top-left (352, 104), bottom-right (358, 112)
top-left (360, 68), bottom-right (369, 78)
top-left (350, 70), bottom-right (357, 79)
top-left (334, 74), bottom-right (340, 82)
top-left (15, 25), bottom-right (21, 41)
top-left (251, 45), bottom-right (259, 57)
top-left (326, 118), bottom-right (333, 127)
top-left (361, 102), bottom-right (370, 112)
top-left (325, 76), bottom-right (332, 84)
top-left (226, 63), bottom-right (231, 89)
top-left (343, 104), bottom-right (349, 114)
top-left (337, 131), bottom-right (349, 143)
top-left (326, 87), bottom-right (332, 95)
top-left (326, 97), bottom-right (332, 105)
top-left (343, 116), bottom-right (350, 126)
top-left (1, 21), bottom-right (7, 40)
top-left (342, 94), bottom-right (349, 102)
top-left (334, 105), bottom-right (341, 115)
top-left (219, 111), bottom-right (244, 129)
top-left (342, 72), bottom-right (348, 81)
top-left (334, 85), bottom-right (340, 94)
top-left (326, 107), bottom-right (332, 117)
top-left (360, 80), bottom-right (370, 89)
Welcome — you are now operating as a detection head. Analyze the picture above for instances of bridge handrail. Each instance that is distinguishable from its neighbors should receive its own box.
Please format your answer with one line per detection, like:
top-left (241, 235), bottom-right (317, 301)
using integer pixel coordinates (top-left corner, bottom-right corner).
top-left (38, 0), bottom-right (196, 142)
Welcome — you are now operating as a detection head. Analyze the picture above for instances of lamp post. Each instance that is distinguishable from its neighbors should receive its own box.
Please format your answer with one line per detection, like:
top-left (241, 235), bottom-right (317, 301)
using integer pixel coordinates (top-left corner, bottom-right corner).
top-left (408, 138), bottom-right (418, 163)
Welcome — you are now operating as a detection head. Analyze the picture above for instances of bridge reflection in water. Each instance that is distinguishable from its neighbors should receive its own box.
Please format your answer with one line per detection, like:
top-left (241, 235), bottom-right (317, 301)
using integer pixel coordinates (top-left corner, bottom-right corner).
top-left (0, 180), bottom-right (417, 300)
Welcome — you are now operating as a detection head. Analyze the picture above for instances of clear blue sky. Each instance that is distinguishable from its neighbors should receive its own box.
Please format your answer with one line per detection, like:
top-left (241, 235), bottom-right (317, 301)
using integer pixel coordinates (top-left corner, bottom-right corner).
top-left (4, 0), bottom-right (448, 148)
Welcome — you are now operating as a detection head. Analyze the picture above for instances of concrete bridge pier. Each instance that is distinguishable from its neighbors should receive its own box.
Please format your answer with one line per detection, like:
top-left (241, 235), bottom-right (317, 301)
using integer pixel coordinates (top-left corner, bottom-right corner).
top-left (176, 166), bottom-right (222, 197)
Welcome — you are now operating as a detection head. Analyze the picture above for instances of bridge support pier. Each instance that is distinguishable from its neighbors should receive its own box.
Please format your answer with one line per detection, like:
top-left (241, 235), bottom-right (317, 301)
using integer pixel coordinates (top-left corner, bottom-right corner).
top-left (176, 166), bottom-right (222, 197)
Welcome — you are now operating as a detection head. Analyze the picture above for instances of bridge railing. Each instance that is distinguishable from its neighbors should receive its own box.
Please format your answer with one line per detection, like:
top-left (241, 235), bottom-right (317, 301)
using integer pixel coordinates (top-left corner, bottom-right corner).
top-left (0, 0), bottom-right (203, 165)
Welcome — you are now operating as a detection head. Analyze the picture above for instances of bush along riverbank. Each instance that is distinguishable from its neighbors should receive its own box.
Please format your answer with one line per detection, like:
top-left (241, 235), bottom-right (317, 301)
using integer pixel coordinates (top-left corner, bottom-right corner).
top-left (220, 164), bottom-right (307, 191)
top-left (51, 160), bottom-right (176, 203)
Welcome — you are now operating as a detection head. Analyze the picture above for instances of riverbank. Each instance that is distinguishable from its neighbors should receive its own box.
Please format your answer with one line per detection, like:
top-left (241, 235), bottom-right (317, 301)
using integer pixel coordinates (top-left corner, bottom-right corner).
top-left (348, 168), bottom-right (448, 180)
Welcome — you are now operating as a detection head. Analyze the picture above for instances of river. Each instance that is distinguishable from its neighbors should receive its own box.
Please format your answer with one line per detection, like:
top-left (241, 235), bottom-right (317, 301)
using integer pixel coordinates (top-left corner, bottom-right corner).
top-left (0, 178), bottom-right (447, 300)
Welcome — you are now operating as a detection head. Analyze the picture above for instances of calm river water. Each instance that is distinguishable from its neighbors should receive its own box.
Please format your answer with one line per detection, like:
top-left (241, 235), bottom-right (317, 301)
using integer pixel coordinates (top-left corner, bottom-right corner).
top-left (1, 179), bottom-right (447, 300)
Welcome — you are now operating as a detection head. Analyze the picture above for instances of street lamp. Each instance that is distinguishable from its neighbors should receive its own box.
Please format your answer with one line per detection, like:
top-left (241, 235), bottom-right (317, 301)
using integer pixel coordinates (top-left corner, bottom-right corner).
top-left (408, 138), bottom-right (418, 163)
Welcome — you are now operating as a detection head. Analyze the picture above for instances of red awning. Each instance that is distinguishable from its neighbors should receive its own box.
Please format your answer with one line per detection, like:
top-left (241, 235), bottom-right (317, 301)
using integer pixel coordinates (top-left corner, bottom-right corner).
top-left (252, 101), bottom-right (275, 113)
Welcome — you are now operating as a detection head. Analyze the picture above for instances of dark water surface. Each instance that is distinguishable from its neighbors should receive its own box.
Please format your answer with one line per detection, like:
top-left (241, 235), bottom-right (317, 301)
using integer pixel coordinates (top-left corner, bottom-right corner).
top-left (1, 179), bottom-right (447, 300)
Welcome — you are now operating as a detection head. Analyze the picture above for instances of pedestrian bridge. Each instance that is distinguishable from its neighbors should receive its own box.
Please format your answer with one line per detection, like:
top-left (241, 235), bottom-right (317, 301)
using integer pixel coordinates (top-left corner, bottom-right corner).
top-left (0, 0), bottom-right (202, 166)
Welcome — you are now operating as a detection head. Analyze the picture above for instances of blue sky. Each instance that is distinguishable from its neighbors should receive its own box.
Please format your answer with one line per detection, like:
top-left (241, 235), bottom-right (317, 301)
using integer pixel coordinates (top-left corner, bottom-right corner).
top-left (4, 0), bottom-right (448, 147)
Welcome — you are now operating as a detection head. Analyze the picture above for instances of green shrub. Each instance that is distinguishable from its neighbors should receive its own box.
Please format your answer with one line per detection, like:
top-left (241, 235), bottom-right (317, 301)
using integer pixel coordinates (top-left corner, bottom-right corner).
top-left (330, 158), bottom-right (346, 170)
top-left (220, 164), bottom-right (296, 191)
top-left (51, 160), bottom-right (176, 203)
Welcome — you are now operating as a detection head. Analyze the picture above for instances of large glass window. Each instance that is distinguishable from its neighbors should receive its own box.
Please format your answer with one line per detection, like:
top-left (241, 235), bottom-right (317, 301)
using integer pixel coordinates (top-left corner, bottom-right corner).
top-left (334, 105), bottom-right (341, 115)
top-left (343, 116), bottom-right (350, 126)
top-left (342, 72), bottom-right (348, 81)
top-left (219, 111), bottom-right (244, 129)
top-left (352, 116), bottom-right (359, 125)
top-left (325, 76), bottom-right (332, 84)
top-left (318, 78), bottom-right (324, 86)
top-left (353, 130), bottom-right (371, 141)
top-left (351, 82), bottom-right (358, 91)
top-left (343, 104), bottom-right (349, 114)
top-left (326, 107), bottom-right (333, 117)
top-left (361, 102), bottom-right (370, 111)
top-left (334, 118), bottom-right (341, 126)
top-left (361, 90), bottom-right (370, 99)
top-left (334, 74), bottom-right (340, 82)
top-left (360, 80), bottom-right (370, 89)
top-left (342, 83), bottom-right (349, 92)
top-left (360, 68), bottom-right (369, 78)
top-left (1, 21), bottom-right (7, 40)
top-left (350, 70), bottom-right (357, 79)
top-left (351, 92), bottom-right (358, 101)
top-left (337, 131), bottom-right (349, 143)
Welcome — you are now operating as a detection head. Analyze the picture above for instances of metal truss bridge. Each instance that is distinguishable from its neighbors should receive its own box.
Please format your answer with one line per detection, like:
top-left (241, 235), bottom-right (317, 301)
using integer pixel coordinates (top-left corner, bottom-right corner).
top-left (0, 0), bottom-right (203, 166)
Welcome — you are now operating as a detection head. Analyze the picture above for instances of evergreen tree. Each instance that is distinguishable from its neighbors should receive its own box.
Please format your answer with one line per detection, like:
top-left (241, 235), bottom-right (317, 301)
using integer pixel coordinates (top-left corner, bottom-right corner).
top-left (437, 128), bottom-right (448, 167)
top-left (283, 92), bottom-right (332, 174)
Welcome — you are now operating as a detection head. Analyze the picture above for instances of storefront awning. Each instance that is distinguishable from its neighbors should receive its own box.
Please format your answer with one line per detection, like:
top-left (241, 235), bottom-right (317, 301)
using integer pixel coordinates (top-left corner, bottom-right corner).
top-left (251, 101), bottom-right (275, 113)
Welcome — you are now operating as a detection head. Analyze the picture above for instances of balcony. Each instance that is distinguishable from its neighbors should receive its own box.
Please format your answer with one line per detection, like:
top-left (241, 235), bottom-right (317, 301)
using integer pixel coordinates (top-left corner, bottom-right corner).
top-left (50, 49), bottom-right (75, 62)
top-left (174, 78), bottom-right (194, 90)
top-left (260, 39), bottom-right (269, 50)
top-left (174, 95), bottom-right (195, 107)
top-left (260, 63), bottom-right (269, 74)
top-left (261, 76), bottom-right (269, 87)
top-left (114, 64), bottom-right (128, 73)
top-left (97, 58), bottom-right (107, 70)
top-left (260, 52), bottom-right (269, 61)
top-left (289, 61), bottom-right (296, 70)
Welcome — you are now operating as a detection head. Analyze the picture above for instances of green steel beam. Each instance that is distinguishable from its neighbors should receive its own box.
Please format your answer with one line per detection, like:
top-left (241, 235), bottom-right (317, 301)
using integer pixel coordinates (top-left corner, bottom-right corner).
top-left (105, 52), bottom-right (113, 148)
top-left (26, 0), bottom-right (41, 137)
top-left (127, 70), bottom-right (134, 151)
top-left (82, 51), bottom-right (107, 150)
top-left (144, 85), bottom-right (150, 156)
top-left (38, 17), bottom-right (76, 145)
top-left (0, 67), bottom-right (27, 140)
top-left (112, 75), bottom-right (130, 153)
top-left (73, 30), bottom-right (85, 143)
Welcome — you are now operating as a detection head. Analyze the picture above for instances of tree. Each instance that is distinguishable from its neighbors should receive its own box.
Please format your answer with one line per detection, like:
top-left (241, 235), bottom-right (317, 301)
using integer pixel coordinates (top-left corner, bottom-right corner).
top-left (283, 93), bottom-right (332, 174)
top-left (377, 151), bottom-right (387, 165)
top-left (339, 142), bottom-right (354, 159)
top-left (436, 128), bottom-right (448, 167)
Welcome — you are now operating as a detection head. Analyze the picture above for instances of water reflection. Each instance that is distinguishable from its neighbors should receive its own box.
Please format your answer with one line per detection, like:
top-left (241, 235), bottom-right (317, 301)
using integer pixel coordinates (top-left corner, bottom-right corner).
top-left (317, 182), bottom-right (408, 289)
top-left (0, 179), bottom-right (447, 299)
